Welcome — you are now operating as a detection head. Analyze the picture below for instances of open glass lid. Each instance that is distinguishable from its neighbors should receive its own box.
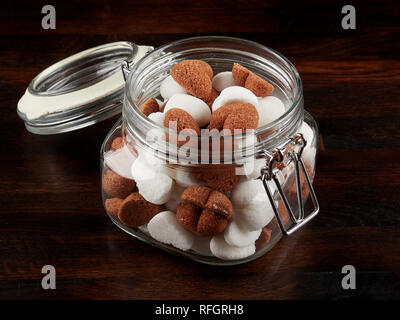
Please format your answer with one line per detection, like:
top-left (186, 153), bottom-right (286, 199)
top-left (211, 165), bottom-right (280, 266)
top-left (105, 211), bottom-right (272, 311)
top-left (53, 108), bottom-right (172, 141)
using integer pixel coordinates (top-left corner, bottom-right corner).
top-left (17, 41), bottom-right (153, 134)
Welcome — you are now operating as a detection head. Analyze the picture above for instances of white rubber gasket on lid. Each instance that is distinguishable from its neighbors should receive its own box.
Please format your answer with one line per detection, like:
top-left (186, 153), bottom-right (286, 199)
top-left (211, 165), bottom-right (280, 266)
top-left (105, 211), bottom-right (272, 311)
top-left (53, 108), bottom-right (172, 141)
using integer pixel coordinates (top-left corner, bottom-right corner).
top-left (17, 44), bottom-right (150, 120)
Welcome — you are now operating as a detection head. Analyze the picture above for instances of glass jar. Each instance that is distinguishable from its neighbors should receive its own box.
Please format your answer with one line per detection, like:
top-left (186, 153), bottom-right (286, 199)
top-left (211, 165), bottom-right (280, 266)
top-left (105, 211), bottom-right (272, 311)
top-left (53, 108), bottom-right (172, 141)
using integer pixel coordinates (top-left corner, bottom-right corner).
top-left (100, 37), bottom-right (319, 265)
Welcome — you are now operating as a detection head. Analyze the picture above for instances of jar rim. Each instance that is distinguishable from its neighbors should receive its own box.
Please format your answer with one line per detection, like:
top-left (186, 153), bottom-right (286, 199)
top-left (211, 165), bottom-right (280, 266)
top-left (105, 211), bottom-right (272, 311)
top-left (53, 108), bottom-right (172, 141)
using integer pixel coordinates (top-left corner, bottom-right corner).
top-left (123, 36), bottom-right (304, 160)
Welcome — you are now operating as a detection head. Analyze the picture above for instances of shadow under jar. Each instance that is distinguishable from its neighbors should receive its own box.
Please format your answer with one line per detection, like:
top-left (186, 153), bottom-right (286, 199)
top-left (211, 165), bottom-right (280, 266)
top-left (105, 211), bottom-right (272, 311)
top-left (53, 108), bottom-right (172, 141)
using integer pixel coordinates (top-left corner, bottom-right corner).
top-left (101, 37), bottom-right (320, 265)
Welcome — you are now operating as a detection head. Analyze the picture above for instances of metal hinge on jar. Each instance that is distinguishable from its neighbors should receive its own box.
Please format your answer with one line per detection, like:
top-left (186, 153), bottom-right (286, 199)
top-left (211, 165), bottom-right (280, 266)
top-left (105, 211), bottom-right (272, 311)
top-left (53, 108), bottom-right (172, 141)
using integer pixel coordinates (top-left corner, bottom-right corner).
top-left (121, 45), bottom-right (154, 81)
top-left (122, 60), bottom-right (131, 81)
top-left (261, 133), bottom-right (320, 235)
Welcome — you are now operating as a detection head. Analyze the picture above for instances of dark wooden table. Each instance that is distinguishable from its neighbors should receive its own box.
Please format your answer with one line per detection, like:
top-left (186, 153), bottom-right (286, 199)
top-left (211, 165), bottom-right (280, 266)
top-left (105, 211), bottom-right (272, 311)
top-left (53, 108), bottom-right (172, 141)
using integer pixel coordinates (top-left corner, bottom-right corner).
top-left (1, 0), bottom-right (399, 299)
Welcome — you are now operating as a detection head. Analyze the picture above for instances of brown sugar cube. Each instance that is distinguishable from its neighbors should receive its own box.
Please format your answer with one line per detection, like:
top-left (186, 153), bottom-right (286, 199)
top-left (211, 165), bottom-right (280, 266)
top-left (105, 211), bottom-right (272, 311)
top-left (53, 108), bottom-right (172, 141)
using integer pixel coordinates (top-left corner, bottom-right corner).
top-left (203, 88), bottom-right (219, 109)
top-left (201, 172), bottom-right (239, 193)
top-left (177, 186), bottom-right (232, 236)
top-left (102, 170), bottom-right (135, 199)
top-left (255, 227), bottom-right (272, 250)
top-left (164, 108), bottom-right (201, 135)
top-left (196, 166), bottom-right (239, 193)
top-left (171, 60), bottom-right (212, 99)
top-left (176, 202), bottom-right (202, 234)
top-left (204, 190), bottom-right (233, 218)
top-left (105, 198), bottom-right (123, 217)
top-left (208, 104), bottom-right (234, 131)
top-left (232, 62), bottom-right (274, 97)
top-left (266, 199), bottom-right (291, 231)
top-left (164, 108), bottom-right (201, 146)
top-left (118, 192), bottom-right (165, 227)
top-left (244, 72), bottom-right (274, 97)
top-left (140, 97), bottom-right (160, 116)
top-left (196, 60), bottom-right (213, 80)
top-left (197, 209), bottom-right (228, 236)
top-left (223, 105), bottom-right (259, 132)
top-left (208, 102), bottom-right (259, 132)
top-left (181, 186), bottom-right (212, 207)
top-left (111, 137), bottom-right (124, 150)
top-left (232, 63), bottom-right (251, 86)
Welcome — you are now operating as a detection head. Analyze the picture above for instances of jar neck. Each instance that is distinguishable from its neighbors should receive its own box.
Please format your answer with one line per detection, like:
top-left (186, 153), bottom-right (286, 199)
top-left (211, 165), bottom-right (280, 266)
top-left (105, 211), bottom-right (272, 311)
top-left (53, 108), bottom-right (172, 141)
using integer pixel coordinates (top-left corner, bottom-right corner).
top-left (123, 100), bottom-right (303, 164)
top-left (123, 36), bottom-right (304, 164)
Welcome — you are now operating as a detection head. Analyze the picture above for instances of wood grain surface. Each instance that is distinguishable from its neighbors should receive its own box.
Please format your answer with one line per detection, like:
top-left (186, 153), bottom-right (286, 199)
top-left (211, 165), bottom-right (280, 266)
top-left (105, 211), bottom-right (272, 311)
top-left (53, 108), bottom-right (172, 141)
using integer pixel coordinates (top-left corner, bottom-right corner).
top-left (0, 0), bottom-right (399, 299)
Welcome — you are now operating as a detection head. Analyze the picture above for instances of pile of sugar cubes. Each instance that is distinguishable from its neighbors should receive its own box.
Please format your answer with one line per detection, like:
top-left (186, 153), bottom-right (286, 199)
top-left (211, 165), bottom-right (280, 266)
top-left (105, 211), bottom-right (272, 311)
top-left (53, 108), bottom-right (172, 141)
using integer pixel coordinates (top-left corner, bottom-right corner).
top-left (102, 59), bottom-right (316, 260)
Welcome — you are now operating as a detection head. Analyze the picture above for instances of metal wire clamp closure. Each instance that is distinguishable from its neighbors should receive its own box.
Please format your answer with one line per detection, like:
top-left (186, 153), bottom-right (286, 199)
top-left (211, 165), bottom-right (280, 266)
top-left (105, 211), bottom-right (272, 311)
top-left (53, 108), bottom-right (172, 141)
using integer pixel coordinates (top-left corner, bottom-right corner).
top-left (121, 60), bottom-right (131, 82)
top-left (121, 46), bottom-right (154, 82)
top-left (261, 133), bottom-right (320, 235)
